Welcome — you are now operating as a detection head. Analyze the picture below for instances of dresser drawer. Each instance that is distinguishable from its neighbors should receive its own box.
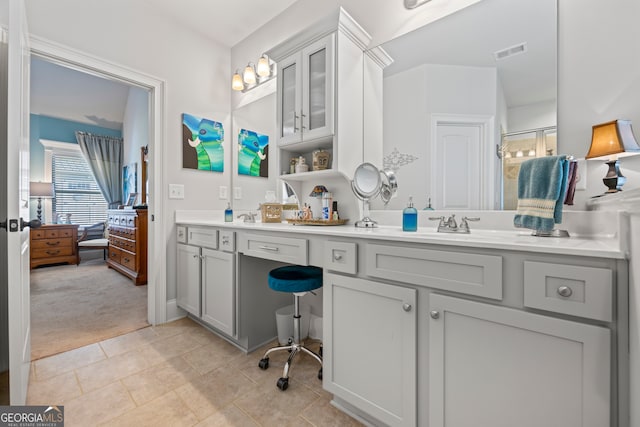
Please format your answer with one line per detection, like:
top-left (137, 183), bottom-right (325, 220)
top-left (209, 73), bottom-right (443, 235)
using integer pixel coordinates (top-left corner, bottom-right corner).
top-left (32, 246), bottom-right (73, 259)
top-left (32, 238), bottom-right (71, 250)
top-left (523, 261), bottom-right (613, 322)
top-left (324, 241), bottom-right (357, 274)
top-left (31, 229), bottom-right (46, 239)
top-left (366, 244), bottom-right (502, 300)
top-left (108, 246), bottom-right (122, 263)
top-left (240, 233), bottom-right (308, 265)
top-left (120, 251), bottom-right (136, 270)
top-left (188, 227), bottom-right (218, 249)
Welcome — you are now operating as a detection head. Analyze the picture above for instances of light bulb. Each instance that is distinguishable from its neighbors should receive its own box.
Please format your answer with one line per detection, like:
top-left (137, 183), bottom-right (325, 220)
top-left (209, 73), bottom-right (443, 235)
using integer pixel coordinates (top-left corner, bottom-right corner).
top-left (528, 149), bottom-right (536, 157)
top-left (505, 151), bottom-right (512, 159)
top-left (516, 150), bottom-right (524, 158)
top-left (256, 55), bottom-right (271, 78)
top-left (232, 71), bottom-right (244, 91)
top-left (243, 63), bottom-right (256, 85)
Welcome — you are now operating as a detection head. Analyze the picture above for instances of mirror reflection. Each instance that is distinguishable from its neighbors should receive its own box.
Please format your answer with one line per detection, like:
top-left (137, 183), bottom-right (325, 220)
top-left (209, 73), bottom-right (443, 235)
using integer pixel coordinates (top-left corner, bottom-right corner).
top-left (371, 0), bottom-right (557, 210)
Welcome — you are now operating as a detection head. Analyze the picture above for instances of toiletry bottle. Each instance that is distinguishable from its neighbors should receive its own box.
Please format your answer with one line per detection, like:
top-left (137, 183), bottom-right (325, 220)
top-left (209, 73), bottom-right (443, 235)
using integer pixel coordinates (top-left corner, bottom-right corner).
top-left (322, 192), bottom-right (332, 220)
top-left (224, 203), bottom-right (233, 222)
top-left (424, 197), bottom-right (434, 211)
top-left (332, 201), bottom-right (339, 220)
top-left (403, 196), bottom-right (418, 231)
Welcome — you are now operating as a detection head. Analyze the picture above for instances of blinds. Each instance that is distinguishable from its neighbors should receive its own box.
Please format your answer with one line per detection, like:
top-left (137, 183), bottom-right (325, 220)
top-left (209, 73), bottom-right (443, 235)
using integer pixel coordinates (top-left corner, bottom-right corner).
top-left (52, 152), bottom-right (108, 226)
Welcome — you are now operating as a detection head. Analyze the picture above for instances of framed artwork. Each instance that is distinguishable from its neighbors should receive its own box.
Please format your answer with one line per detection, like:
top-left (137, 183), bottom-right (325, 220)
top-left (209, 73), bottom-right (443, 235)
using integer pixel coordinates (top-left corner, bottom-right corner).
top-left (122, 162), bottom-right (137, 203)
top-left (182, 113), bottom-right (224, 172)
top-left (238, 128), bottom-right (269, 177)
top-left (125, 193), bottom-right (138, 207)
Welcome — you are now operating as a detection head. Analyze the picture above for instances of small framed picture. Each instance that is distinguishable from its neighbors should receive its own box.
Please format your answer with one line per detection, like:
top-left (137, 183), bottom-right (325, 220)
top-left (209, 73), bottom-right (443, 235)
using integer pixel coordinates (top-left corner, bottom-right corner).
top-left (125, 193), bottom-right (138, 207)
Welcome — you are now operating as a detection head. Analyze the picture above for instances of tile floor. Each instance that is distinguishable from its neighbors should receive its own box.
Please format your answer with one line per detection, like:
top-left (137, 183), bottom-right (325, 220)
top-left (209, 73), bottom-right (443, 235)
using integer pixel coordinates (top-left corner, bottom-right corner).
top-left (27, 317), bottom-right (363, 427)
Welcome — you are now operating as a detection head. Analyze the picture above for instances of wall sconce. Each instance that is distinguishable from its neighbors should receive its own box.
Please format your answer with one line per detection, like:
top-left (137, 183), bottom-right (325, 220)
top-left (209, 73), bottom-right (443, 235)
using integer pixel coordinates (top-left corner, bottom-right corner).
top-left (30, 181), bottom-right (54, 222)
top-left (232, 54), bottom-right (276, 92)
top-left (586, 119), bottom-right (640, 194)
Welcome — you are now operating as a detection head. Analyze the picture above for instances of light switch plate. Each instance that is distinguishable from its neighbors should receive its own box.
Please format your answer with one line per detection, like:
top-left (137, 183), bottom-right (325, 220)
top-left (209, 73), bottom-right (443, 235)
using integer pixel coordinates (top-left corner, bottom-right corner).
top-left (169, 184), bottom-right (185, 199)
top-left (219, 186), bottom-right (228, 200)
top-left (234, 187), bottom-right (242, 200)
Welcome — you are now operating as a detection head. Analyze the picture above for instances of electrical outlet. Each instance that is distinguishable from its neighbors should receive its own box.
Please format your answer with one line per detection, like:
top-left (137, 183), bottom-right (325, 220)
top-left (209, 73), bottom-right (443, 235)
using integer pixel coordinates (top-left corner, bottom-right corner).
top-left (234, 187), bottom-right (242, 200)
top-left (169, 184), bottom-right (184, 199)
top-left (219, 186), bottom-right (228, 200)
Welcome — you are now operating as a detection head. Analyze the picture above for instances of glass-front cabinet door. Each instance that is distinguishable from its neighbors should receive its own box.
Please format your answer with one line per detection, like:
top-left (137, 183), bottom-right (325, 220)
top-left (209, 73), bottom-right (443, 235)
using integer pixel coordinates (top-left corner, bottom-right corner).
top-left (277, 33), bottom-right (334, 147)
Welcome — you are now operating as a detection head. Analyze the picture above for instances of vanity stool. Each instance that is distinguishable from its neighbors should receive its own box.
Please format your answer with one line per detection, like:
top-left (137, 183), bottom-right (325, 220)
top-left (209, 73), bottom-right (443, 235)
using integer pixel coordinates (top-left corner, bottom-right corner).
top-left (258, 265), bottom-right (323, 391)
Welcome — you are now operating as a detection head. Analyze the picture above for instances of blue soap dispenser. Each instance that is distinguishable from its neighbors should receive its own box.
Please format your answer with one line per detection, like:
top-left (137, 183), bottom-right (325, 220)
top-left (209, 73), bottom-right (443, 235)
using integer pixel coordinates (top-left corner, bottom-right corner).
top-left (403, 196), bottom-right (418, 232)
top-left (224, 202), bottom-right (233, 222)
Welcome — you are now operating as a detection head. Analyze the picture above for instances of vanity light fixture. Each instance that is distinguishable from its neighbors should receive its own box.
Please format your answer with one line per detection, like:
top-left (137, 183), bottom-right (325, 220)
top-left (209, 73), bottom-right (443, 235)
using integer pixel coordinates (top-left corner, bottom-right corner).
top-left (528, 149), bottom-right (536, 157)
top-left (516, 150), bottom-right (524, 158)
top-left (586, 119), bottom-right (640, 194)
top-left (232, 55), bottom-right (276, 92)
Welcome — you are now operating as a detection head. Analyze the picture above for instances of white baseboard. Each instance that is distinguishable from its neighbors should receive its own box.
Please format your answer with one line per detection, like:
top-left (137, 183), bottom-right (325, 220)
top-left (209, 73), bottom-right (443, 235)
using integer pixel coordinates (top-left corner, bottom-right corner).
top-left (165, 299), bottom-right (186, 323)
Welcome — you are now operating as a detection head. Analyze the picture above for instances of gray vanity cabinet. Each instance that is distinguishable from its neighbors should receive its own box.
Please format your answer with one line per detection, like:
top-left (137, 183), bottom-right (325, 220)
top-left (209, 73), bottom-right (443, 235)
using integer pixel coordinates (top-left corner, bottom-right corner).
top-left (428, 293), bottom-right (610, 427)
top-left (177, 243), bottom-right (201, 317)
top-left (323, 272), bottom-right (417, 427)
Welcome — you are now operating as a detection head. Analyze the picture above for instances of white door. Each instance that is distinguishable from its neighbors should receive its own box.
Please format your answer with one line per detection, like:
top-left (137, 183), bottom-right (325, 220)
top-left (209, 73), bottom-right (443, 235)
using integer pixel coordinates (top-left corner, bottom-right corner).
top-left (2, 0), bottom-right (32, 405)
top-left (176, 243), bottom-right (201, 317)
top-left (434, 123), bottom-right (482, 209)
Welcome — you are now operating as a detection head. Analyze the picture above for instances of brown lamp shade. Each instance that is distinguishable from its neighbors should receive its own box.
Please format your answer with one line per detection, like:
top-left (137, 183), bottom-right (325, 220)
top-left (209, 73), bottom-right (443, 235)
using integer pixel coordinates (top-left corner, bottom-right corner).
top-left (586, 119), bottom-right (640, 159)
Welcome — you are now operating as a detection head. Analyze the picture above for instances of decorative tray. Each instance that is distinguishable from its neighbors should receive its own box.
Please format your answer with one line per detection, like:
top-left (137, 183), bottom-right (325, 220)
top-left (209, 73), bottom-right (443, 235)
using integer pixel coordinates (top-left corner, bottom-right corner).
top-left (286, 219), bottom-right (349, 226)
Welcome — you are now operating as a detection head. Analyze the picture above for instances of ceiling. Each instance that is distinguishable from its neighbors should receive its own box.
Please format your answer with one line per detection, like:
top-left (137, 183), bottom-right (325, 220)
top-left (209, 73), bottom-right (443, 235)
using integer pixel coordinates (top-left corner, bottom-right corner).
top-left (382, 0), bottom-right (556, 108)
top-left (29, 0), bottom-right (300, 129)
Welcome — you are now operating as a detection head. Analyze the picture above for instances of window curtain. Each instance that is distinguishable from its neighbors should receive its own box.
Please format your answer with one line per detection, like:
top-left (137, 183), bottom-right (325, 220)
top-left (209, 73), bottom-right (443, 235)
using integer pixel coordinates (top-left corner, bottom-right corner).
top-left (75, 132), bottom-right (124, 208)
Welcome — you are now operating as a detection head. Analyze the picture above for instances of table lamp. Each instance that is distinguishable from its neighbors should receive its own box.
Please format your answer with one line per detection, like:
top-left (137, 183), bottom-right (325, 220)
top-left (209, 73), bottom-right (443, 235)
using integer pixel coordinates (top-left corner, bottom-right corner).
top-left (585, 119), bottom-right (640, 194)
top-left (30, 181), bottom-right (54, 222)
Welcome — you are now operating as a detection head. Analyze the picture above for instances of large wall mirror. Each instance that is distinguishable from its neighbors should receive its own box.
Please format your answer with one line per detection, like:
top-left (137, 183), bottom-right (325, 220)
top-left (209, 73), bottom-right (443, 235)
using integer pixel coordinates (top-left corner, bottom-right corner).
top-left (370, 0), bottom-right (557, 211)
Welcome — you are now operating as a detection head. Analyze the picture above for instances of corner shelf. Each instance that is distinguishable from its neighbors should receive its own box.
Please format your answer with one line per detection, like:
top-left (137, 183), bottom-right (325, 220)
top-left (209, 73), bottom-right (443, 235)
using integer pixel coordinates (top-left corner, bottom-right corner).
top-left (279, 169), bottom-right (348, 182)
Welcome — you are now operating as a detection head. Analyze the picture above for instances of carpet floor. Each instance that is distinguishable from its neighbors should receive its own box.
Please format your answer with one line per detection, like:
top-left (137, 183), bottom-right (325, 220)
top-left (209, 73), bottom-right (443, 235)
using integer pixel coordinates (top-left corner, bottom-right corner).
top-left (30, 255), bottom-right (148, 360)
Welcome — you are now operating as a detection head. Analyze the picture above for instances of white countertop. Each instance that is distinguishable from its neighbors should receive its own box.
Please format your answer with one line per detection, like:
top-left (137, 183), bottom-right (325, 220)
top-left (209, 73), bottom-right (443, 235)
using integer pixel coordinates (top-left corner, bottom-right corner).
top-left (175, 211), bottom-right (625, 259)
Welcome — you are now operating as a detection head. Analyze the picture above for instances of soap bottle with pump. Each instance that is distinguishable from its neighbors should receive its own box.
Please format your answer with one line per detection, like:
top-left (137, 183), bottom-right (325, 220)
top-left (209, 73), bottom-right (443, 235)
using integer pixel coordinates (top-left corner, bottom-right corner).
top-left (224, 202), bottom-right (233, 222)
top-left (403, 196), bottom-right (418, 232)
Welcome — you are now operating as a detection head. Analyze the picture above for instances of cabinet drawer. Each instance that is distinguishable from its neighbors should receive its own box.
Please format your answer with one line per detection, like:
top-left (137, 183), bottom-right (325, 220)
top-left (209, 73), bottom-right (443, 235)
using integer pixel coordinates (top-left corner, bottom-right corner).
top-left (177, 225), bottom-right (187, 244)
top-left (366, 244), bottom-right (502, 300)
top-left (32, 238), bottom-right (71, 250)
top-left (31, 229), bottom-right (46, 240)
top-left (44, 229), bottom-right (60, 238)
top-left (120, 251), bottom-right (136, 270)
top-left (324, 241), bottom-right (357, 274)
top-left (188, 227), bottom-right (218, 249)
top-left (108, 246), bottom-right (122, 263)
top-left (32, 246), bottom-right (73, 259)
top-left (524, 262), bottom-right (613, 322)
top-left (219, 230), bottom-right (235, 252)
top-left (240, 233), bottom-right (308, 265)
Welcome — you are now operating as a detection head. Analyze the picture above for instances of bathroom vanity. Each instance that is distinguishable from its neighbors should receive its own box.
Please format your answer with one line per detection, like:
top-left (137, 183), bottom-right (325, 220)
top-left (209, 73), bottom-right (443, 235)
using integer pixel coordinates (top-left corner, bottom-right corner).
top-left (175, 211), bottom-right (627, 427)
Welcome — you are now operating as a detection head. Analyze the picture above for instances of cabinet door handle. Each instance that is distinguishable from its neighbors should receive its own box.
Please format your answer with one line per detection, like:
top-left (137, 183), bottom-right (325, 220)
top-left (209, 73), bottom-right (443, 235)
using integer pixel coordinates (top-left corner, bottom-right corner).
top-left (259, 245), bottom-right (279, 252)
top-left (46, 241), bottom-right (60, 246)
top-left (192, 254), bottom-right (199, 259)
top-left (402, 303), bottom-right (412, 312)
top-left (333, 253), bottom-right (343, 261)
top-left (45, 250), bottom-right (60, 255)
top-left (300, 111), bottom-right (307, 130)
top-left (294, 112), bottom-right (299, 132)
top-left (430, 310), bottom-right (440, 319)
top-left (557, 286), bottom-right (573, 298)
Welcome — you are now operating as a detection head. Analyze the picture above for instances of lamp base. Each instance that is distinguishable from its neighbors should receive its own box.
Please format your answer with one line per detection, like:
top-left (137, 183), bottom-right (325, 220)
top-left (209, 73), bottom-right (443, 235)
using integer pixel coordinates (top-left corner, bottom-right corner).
top-left (602, 159), bottom-right (626, 193)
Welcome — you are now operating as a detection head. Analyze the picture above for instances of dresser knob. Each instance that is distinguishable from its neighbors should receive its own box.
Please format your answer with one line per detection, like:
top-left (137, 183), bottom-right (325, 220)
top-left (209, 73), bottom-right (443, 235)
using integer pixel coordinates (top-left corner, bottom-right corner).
top-left (402, 303), bottom-right (412, 312)
top-left (430, 310), bottom-right (440, 320)
top-left (557, 286), bottom-right (573, 298)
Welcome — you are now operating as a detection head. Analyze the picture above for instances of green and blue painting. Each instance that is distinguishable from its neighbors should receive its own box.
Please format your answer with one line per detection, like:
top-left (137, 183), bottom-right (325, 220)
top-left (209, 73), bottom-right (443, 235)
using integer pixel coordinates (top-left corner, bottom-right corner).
top-left (182, 113), bottom-right (224, 172)
top-left (238, 129), bottom-right (269, 177)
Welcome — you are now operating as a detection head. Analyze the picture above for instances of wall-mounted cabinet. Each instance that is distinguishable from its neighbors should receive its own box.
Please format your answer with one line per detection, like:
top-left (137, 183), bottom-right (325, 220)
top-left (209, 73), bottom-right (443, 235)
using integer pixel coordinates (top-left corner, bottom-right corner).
top-left (268, 8), bottom-right (387, 186)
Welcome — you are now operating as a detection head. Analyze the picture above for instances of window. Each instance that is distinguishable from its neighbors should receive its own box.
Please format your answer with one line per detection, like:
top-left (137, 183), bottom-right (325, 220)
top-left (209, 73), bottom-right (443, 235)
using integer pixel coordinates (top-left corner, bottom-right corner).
top-left (42, 140), bottom-right (108, 226)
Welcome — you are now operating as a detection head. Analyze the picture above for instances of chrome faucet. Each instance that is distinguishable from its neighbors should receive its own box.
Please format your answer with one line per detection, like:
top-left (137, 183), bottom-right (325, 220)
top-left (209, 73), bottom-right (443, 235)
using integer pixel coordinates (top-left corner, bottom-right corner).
top-left (428, 214), bottom-right (479, 233)
top-left (237, 212), bottom-right (257, 223)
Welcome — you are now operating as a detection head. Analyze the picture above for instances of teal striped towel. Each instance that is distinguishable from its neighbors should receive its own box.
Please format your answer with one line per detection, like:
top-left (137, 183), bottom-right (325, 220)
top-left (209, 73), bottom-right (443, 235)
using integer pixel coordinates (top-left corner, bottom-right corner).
top-left (513, 155), bottom-right (569, 232)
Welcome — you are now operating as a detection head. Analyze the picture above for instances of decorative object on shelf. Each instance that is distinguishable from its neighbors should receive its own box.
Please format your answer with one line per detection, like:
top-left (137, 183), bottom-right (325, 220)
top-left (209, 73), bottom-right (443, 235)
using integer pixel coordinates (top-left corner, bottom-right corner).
top-left (585, 119), bottom-right (640, 194)
top-left (29, 181), bottom-right (54, 223)
top-left (287, 218), bottom-right (348, 226)
top-left (289, 158), bottom-right (298, 174)
top-left (182, 113), bottom-right (224, 172)
top-left (238, 128), bottom-right (269, 177)
top-left (312, 150), bottom-right (331, 170)
top-left (295, 156), bottom-right (309, 173)
top-left (125, 193), bottom-right (138, 207)
top-left (122, 162), bottom-right (137, 204)
top-left (309, 185), bottom-right (329, 198)
top-left (383, 147), bottom-right (418, 172)
top-left (351, 163), bottom-right (398, 228)
top-left (232, 54), bottom-right (276, 92)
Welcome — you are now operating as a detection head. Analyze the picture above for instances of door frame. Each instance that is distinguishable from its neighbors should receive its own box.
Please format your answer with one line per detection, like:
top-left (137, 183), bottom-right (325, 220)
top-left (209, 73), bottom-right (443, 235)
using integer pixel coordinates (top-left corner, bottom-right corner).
top-left (28, 36), bottom-right (167, 325)
top-left (430, 113), bottom-right (495, 210)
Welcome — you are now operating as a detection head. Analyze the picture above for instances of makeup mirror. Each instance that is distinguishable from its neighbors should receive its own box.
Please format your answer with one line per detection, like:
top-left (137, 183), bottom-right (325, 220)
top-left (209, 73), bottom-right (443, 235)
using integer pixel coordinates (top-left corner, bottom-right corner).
top-left (352, 163), bottom-right (398, 227)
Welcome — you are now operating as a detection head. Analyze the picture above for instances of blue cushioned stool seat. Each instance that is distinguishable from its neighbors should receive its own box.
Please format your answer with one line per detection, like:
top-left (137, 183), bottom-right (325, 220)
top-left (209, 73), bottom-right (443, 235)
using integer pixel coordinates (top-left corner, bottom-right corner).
top-left (268, 266), bottom-right (323, 293)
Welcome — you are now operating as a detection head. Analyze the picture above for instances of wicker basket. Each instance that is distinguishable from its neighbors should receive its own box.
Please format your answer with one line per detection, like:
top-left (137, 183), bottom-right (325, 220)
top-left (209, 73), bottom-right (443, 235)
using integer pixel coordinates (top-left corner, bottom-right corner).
top-left (261, 203), bottom-right (283, 223)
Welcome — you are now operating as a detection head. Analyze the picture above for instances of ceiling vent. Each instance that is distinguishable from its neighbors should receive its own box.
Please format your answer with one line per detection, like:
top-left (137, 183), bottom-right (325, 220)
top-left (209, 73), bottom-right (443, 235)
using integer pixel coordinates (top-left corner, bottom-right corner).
top-left (494, 42), bottom-right (528, 61)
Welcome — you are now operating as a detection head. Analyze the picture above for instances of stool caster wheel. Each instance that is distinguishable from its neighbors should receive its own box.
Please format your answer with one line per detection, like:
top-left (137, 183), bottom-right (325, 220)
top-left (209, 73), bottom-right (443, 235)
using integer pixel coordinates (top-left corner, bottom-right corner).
top-left (318, 368), bottom-right (323, 380)
top-left (258, 358), bottom-right (269, 370)
top-left (277, 377), bottom-right (289, 391)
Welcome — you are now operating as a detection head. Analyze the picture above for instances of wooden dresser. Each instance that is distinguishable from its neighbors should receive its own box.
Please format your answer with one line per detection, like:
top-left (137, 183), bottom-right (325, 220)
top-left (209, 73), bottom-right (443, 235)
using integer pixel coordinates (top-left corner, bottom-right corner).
top-left (106, 209), bottom-right (147, 285)
top-left (30, 224), bottom-right (79, 268)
